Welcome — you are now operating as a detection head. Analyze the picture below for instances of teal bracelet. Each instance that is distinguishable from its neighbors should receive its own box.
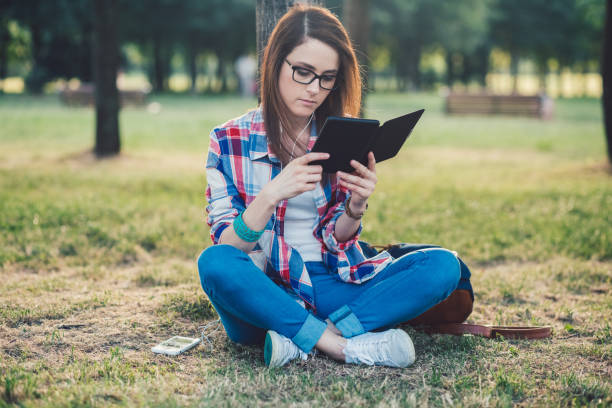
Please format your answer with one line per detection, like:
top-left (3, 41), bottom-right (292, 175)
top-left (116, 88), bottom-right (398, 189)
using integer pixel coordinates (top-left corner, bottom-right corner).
top-left (233, 211), bottom-right (264, 242)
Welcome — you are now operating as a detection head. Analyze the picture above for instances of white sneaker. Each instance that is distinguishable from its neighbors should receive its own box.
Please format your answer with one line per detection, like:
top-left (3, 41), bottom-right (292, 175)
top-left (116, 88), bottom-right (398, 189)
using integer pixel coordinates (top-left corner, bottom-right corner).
top-left (264, 330), bottom-right (308, 368)
top-left (343, 329), bottom-right (415, 368)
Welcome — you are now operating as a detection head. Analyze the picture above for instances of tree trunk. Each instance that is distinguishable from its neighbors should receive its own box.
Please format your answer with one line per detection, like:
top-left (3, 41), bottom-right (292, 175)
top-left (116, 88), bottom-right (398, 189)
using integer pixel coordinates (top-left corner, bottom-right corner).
top-left (218, 58), bottom-right (228, 93)
top-left (397, 76), bottom-right (407, 92)
top-left (395, 51), bottom-right (411, 92)
top-left (188, 40), bottom-right (198, 93)
top-left (535, 57), bottom-right (548, 94)
top-left (152, 34), bottom-right (166, 92)
top-left (603, 0), bottom-right (612, 165)
top-left (557, 67), bottom-right (564, 98)
top-left (474, 45), bottom-right (490, 88)
top-left (460, 52), bottom-right (471, 85)
top-left (509, 50), bottom-right (519, 94)
top-left (343, 0), bottom-right (370, 117)
top-left (93, 0), bottom-right (120, 157)
top-left (0, 20), bottom-right (8, 93)
top-left (255, 0), bottom-right (322, 99)
top-left (579, 65), bottom-right (587, 98)
top-left (410, 42), bottom-right (422, 90)
top-left (26, 25), bottom-right (46, 94)
top-left (445, 52), bottom-right (455, 89)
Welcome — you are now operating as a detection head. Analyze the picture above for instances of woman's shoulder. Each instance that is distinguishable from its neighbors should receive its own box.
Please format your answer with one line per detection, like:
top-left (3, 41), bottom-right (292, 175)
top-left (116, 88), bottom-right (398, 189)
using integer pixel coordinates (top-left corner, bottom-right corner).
top-left (211, 107), bottom-right (264, 140)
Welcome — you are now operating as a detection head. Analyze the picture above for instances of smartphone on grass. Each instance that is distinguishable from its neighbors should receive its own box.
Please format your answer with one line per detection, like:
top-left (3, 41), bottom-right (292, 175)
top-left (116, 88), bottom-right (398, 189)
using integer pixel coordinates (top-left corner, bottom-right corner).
top-left (151, 336), bottom-right (201, 356)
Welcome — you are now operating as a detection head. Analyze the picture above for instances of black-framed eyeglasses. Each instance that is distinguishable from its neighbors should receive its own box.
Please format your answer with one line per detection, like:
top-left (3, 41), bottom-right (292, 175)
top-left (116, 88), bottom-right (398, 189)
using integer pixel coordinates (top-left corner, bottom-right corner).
top-left (285, 59), bottom-right (338, 91)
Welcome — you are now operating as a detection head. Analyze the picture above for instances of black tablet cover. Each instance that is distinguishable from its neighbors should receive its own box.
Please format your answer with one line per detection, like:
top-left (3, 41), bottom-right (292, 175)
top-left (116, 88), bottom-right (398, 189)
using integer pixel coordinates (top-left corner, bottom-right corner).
top-left (310, 109), bottom-right (424, 173)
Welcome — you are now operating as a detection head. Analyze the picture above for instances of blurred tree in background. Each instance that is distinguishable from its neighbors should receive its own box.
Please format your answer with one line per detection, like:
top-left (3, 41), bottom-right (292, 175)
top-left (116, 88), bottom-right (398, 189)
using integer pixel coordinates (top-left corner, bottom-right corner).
top-left (343, 0), bottom-right (370, 116)
top-left (1, 0), bottom-right (92, 93)
top-left (0, 0), bottom-right (605, 96)
top-left (491, 0), bottom-right (603, 93)
top-left (0, 5), bottom-right (11, 92)
top-left (93, 0), bottom-right (120, 157)
top-left (603, 0), bottom-right (611, 163)
top-left (119, 0), bottom-right (254, 93)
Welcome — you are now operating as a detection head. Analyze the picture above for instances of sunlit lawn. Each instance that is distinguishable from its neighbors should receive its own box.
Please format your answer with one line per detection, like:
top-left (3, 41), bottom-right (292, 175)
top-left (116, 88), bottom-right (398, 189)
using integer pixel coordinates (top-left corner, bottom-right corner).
top-left (0, 92), bottom-right (610, 407)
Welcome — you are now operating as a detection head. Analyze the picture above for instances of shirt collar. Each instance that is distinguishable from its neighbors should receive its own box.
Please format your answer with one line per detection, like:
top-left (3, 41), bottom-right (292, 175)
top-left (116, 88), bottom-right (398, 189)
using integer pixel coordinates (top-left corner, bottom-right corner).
top-left (249, 106), bottom-right (318, 163)
top-left (248, 107), bottom-right (273, 161)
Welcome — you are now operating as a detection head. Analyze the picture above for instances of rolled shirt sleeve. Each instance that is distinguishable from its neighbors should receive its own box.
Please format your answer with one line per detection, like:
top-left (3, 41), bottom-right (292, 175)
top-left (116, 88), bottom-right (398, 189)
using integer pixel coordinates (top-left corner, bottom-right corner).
top-left (205, 129), bottom-right (245, 244)
top-left (317, 186), bottom-right (362, 254)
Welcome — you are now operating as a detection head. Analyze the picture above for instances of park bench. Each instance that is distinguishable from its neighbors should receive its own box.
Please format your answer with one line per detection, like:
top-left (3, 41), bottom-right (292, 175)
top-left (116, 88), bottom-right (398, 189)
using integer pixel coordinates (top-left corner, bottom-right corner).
top-left (445, 92), bottom-right (554, 119)
top-left (59, 83), bottom-right (149, 107)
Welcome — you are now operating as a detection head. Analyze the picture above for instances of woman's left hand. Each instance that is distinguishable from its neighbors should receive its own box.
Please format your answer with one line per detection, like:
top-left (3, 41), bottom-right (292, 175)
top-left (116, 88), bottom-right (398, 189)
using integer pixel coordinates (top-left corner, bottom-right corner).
top-left (336, 151), bottom-right (377, 209)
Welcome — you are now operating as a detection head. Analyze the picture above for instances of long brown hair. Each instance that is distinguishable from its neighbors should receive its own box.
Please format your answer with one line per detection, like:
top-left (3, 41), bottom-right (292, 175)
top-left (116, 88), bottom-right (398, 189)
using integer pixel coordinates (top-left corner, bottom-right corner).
top-left (260, 4), bottom-right (362, 164)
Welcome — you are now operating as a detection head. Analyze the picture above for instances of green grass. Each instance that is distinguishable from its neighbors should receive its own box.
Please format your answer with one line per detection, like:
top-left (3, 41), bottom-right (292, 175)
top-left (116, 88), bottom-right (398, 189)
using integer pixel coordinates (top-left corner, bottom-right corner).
top-left (0, 92), bottom-right (611, 407)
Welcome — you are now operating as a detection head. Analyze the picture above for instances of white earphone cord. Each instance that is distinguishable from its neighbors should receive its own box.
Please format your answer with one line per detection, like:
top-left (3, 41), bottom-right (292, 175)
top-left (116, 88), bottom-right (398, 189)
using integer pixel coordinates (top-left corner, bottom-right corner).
top-left (268, 112), bottom-right (315, 258)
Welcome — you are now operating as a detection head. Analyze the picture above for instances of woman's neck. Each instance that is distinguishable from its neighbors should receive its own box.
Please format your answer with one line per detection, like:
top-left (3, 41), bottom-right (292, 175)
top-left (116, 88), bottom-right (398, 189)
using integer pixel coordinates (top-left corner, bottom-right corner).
top-left (287, 113), bottom-right (313, 137)
top-left (282, 113), bottom-right (314, 159)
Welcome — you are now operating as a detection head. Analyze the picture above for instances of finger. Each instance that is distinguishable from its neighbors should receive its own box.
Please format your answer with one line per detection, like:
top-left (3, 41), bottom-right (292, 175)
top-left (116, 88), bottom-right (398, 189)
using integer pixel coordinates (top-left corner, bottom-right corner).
top-left (305, 165), bottom-right (323, 174)
top-left (302, 173), bottom-right (322, 183)
top-left (292, 165), bottom-right (322, 179)
top-left (338, 179), bottom-right (371, 197)
top-left (300, 152), bottom-right (330, 163)
top-left (292, 183), bottom-right (318, 197)
top-left (298, 180), bottom-right (320, 193)
top-left (337, 171), bottom-right (373, 188)
top-left (349, 159), bottom-right (374, 179)
top-left (367, 152), bottom-right (376, 173)
top-left (338, 177), bottom-right (374, 196)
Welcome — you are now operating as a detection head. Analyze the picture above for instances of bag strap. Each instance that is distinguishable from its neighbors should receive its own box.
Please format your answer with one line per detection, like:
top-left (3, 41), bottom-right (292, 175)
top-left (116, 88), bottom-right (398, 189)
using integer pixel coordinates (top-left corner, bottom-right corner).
top-left (418, 323), bottom-right (552, 339)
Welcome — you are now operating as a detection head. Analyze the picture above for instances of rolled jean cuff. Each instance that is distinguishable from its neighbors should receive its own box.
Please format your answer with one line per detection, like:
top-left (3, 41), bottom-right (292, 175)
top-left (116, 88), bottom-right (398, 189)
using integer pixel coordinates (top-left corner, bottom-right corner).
top-left (328, 305), bottom-right (365, 338)
top-left (291, 313), bottom-right (327, 353)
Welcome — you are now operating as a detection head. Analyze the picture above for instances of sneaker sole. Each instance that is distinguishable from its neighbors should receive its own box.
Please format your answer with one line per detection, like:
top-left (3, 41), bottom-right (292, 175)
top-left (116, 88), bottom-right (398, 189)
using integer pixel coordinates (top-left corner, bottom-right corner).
top-left (392, 329), bottom-right (415, 368)
top-left (264, 331), bottom-right (283, 367)
top-left (264, 331), bottom-right (274, 367)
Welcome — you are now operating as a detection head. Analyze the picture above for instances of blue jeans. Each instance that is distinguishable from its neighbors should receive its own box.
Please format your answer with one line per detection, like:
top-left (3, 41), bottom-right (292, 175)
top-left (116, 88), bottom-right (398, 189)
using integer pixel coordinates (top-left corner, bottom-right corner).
top-left (198, 244), bottom-right (469, 353)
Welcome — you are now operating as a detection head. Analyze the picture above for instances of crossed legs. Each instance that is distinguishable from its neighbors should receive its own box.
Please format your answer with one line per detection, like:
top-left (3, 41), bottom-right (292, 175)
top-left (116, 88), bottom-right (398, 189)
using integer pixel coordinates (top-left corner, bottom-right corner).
top-left (198, 244), bottom-right (472, 360)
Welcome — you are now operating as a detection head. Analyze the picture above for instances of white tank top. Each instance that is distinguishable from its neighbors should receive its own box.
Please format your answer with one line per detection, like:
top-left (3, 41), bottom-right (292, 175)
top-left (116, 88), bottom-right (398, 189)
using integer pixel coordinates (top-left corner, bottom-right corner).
top-left (283, 189), bottom-right (323, 262)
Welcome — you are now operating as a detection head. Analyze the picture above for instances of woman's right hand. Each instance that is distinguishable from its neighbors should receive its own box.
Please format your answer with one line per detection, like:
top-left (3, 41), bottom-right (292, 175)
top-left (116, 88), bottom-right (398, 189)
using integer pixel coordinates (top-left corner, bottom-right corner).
top-left (262, 152), bottom-right (330, 204)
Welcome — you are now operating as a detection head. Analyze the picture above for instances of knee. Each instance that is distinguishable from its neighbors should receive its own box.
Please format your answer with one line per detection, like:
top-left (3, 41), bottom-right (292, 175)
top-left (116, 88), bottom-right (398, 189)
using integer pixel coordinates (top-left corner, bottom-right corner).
top-left (197, 245), bottom-right (244, 291)
top-left (423, 248), bottom-right (461, 293)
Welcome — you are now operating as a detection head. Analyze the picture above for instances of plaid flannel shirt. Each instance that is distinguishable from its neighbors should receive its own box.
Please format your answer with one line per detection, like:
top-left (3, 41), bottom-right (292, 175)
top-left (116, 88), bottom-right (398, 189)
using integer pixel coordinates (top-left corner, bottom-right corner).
top-left (205, 107), bottom-right (393, 310)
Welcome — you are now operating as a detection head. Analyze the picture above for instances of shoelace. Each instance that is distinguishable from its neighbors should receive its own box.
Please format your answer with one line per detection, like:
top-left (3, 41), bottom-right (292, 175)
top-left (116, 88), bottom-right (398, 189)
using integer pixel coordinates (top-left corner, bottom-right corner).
top-left (345, 336), bottom-right (390, 365)
top-left (279, 334), bottom-right (309, 360)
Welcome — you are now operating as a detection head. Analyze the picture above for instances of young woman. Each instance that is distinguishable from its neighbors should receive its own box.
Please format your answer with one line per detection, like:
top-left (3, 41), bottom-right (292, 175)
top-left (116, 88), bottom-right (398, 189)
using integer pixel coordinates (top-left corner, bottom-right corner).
top-left (198, 4), bottom-right (473, 368)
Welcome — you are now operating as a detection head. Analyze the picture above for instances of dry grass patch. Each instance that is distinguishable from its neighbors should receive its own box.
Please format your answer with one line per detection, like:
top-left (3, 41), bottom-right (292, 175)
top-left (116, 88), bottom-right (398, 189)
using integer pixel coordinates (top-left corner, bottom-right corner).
top-left (2, 255), bottom-right (610, 406)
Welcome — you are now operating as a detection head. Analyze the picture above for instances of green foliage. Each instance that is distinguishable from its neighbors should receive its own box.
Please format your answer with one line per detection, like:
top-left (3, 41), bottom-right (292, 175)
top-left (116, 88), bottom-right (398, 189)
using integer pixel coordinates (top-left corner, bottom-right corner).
top-left (118, 0), bottom-right (255, 92)
top-left (490, 0), bottom-right (601, 73)
top-left (369, 0), bottom-right (603, 89)
top-left (595, 323), bottom-right (612, 344)
top-left (1, 367), bottom-right (40, 405)
top-left (2, 0), bottom-right (93, 92)
top-left (495, 368), bottom-right (526, 402)
top-left (1, 0), bottom-right (605, 94)
top-left (159, 293), bottom-right (217, 321)
top-left (560, 373), bottom-right (610, 406)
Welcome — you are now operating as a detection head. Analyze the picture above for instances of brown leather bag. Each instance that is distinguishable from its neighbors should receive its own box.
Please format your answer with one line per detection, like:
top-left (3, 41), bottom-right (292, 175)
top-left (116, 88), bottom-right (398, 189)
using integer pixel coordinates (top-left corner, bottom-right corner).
top-left (406, 289), bottom-right (552, 339)
top-left (363, 242), bottom-right (552, 340)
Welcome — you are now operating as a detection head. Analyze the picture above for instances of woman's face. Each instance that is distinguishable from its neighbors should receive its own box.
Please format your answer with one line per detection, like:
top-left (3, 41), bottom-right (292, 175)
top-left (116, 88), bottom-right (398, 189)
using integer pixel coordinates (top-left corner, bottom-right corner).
top-left (279, 37), bottom-right (339, 124)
